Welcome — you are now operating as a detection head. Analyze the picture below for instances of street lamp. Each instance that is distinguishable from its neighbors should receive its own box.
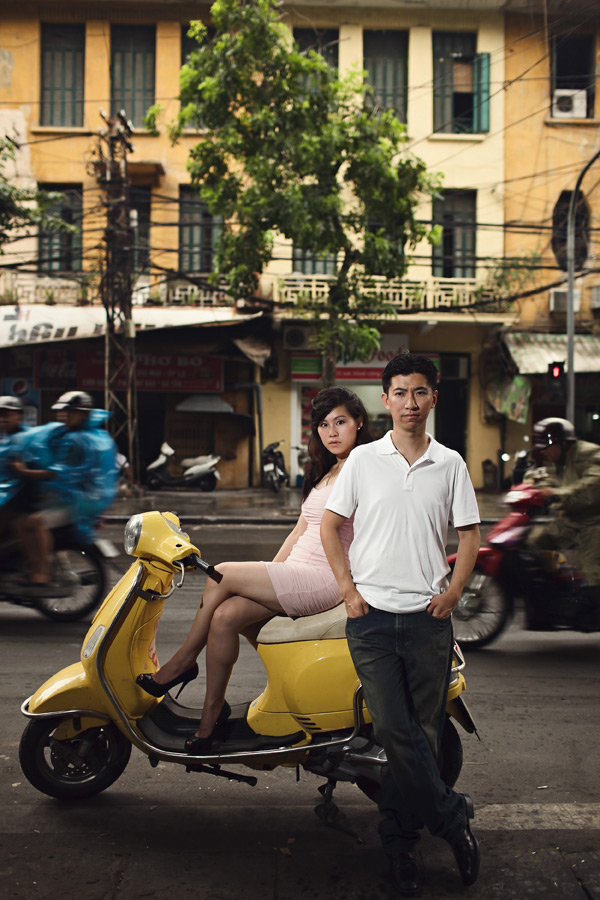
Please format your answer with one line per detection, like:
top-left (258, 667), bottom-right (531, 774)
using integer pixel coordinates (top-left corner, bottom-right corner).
top-left (566, 147), bottom-right (600, 424)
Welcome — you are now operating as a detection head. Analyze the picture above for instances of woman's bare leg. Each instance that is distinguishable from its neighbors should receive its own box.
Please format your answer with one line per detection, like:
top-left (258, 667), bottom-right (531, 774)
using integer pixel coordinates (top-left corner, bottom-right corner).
top-left (153, 561), bottom-right (282, 685)
top-left (194, 595), bottom-right (274, 739)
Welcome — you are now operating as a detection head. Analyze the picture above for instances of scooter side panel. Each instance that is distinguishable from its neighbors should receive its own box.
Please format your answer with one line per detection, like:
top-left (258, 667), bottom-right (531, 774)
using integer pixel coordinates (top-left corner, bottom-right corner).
top-left (250, 639), bottom-right (370, 735)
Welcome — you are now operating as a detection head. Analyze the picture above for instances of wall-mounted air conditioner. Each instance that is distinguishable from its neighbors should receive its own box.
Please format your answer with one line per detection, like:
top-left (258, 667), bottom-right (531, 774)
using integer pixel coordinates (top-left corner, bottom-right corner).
top-left (282, 325), bottom-right (318, 352)
top-left (548, 288), bottom-right (580, 313)
top-left (552, 88), bottom-right (587, 119)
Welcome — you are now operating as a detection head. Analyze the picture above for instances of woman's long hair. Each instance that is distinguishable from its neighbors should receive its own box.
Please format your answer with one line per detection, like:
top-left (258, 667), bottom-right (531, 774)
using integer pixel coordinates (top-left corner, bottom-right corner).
top-left (301, 387), bottom-right (374, 500)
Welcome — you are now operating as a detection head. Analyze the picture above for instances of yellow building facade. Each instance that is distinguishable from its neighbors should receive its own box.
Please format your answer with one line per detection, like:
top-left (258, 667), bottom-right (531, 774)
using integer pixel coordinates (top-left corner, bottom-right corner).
top-left (4, 1), bottom-right (563, 489)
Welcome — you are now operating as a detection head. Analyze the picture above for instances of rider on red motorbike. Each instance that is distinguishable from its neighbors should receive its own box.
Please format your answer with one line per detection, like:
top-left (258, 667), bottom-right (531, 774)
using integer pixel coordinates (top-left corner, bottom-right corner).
top-left (528, 417), bottom-right (600, 621)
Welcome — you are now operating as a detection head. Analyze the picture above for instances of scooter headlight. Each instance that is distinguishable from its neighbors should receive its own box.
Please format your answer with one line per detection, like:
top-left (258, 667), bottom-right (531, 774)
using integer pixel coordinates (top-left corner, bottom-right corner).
top-left (124, 514), bottom-right (143, 555)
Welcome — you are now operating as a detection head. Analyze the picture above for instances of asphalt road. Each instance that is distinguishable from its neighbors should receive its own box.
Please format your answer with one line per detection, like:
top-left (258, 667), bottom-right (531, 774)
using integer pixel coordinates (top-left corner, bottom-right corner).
top-left (1, 524), bottom-right (599, 900)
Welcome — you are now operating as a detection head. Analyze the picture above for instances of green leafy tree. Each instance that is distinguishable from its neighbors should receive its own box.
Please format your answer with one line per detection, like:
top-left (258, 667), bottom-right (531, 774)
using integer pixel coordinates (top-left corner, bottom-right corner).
top-left (165, 0), bottom-right (440, 383)
top-left (0, 136), bottom-right (72, 253)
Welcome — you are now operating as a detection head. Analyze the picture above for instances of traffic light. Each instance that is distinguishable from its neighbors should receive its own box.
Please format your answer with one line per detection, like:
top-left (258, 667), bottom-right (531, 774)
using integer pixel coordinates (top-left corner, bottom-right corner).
top-left (547, 360), bottom-right (565, 396)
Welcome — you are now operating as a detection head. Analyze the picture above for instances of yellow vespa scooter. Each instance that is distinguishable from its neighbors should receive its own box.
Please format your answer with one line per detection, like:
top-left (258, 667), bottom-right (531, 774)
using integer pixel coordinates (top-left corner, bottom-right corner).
top-left (19, 511), bottom-right (477, 804)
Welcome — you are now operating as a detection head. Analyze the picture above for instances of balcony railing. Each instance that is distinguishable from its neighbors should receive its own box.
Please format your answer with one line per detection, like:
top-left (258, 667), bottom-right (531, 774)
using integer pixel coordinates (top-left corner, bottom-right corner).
top-left (0, 271), bottom-right (234, 308)
top-left (274, 275), bottom-right (495, 311)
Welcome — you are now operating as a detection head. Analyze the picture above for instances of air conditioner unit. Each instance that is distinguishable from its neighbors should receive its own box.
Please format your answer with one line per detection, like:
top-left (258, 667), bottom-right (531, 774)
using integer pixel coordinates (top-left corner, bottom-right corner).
top-left (548, 288), bottom-right (580, 313)
top-left (590, 286), bottom-right (600, 310)
top-left (282, 326), bottom-right (318, 352)
top-left (552, 88), bottom-right (587, 119)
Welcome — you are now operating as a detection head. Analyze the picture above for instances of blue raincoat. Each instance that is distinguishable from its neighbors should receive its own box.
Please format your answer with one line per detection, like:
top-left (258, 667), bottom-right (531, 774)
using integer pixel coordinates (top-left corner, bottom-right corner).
top-left (11, 410), bottom-right (118, 543)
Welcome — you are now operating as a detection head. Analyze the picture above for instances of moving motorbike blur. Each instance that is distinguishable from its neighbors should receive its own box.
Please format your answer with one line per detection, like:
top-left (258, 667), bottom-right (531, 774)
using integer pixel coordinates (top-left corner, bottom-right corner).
top-left (0, 524), bottom-right (117, 621)
top-left (19, 510), bottom-right (476, 806)
top-left (262, 440), bottom-right (289, 492)
top-left (450, 482), bottom-right (599, 650)
top-left (146, 442), bottom-right (220, 492)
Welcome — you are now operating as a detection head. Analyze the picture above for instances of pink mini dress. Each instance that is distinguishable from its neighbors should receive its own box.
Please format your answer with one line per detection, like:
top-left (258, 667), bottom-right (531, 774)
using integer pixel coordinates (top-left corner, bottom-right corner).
top-left (264, 483), bottom-right (353, 617)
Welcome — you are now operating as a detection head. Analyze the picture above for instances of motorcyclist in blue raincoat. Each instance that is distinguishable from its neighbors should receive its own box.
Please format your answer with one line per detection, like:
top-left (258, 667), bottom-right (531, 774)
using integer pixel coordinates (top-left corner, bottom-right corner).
top-left (0, 396), bottom-right (32, 533)
top-left (11, 391), bottom-right (118, 593)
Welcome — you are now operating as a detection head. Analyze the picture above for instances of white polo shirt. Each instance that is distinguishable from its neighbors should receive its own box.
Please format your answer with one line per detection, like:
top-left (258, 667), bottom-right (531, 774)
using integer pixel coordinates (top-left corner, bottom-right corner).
top-left (325, 432), bottom-right (480, 614)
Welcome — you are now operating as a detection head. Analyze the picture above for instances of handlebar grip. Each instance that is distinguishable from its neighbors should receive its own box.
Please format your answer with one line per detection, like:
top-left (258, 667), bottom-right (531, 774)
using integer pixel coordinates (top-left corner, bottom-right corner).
top-left (187, 553), bottom-right (223, 583)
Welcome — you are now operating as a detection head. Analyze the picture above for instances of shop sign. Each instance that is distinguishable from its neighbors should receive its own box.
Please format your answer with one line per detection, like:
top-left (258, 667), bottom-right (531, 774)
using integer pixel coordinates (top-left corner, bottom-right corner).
top-left (291, 334), bottom-right (410, 382)
top-left (34, 349), bottom-right (223, 392)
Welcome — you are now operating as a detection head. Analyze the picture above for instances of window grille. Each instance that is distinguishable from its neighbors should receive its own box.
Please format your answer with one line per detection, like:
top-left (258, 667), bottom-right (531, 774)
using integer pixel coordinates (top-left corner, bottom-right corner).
top-left (40, 24), bottom-right (85, 127)
top-left (38, 184), bottom-right (83, 273)
top-left (178, 186), bottom-right (222, 274)
top-left (432, 190), bottom-right (476, 279)
top-left (111, 26), bottom-right (155, 127)
top-left (363, 30), bottom-right (408, 122)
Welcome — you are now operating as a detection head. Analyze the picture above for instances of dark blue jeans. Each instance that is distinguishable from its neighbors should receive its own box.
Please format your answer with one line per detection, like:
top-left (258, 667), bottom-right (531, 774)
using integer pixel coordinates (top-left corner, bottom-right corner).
top-left (346, 606), bottom-right (466, 857)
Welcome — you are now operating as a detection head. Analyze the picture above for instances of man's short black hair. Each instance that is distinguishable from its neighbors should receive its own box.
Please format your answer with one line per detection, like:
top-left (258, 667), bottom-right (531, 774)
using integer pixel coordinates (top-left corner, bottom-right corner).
top-left (382, 353), bottom-right (439, 395)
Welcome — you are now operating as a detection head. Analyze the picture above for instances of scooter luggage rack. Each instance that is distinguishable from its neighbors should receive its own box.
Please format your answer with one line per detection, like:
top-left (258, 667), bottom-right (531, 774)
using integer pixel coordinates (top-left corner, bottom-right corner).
top-left (95, 563), bottom-right (370, 767)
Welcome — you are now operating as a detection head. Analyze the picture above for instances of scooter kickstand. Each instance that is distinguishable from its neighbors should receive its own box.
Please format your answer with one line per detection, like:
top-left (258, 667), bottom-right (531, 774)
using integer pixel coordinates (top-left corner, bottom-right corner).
top-left (315, 779), bottom-right (364, 844)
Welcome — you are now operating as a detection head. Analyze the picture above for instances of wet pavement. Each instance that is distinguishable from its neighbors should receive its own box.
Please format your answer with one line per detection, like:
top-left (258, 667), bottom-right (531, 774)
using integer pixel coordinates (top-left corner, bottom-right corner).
top-left (106, 485), bottom-right (506, 525)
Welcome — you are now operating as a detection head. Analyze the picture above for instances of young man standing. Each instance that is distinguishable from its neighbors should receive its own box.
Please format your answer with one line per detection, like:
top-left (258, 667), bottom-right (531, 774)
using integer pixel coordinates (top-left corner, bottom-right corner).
top-left (321, 353), bottom-right (481, 897)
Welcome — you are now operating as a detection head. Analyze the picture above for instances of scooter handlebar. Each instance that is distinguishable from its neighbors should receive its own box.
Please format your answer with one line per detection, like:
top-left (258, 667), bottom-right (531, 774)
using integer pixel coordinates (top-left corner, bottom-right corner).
top-left (184, 553), bottom-right (223, 583)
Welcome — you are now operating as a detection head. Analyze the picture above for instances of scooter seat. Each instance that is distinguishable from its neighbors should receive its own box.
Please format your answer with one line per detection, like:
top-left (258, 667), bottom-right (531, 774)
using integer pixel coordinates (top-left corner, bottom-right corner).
top-left (256, 602), bottom-right (346, 644)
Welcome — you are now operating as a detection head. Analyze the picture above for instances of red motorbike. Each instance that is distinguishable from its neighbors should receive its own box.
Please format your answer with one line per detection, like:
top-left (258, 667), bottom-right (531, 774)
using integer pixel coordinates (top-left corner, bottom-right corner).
top-left (449, 483), bottom-right (599, 650)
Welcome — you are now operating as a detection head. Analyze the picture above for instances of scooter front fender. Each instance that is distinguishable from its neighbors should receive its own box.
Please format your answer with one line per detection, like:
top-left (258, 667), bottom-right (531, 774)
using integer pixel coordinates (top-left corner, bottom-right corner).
top-left (448, 545), bottom-right (504, 578)
top-left (23, 661), bottom-right (113, 737)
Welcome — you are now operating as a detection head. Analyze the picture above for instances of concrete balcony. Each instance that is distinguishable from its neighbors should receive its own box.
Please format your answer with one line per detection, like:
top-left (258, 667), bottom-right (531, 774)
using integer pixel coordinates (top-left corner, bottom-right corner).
top-left (274, 274), bottom-right (495, 312)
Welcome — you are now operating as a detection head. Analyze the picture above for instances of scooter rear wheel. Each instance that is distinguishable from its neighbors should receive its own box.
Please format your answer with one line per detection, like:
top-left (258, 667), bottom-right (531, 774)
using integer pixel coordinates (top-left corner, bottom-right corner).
top-left (451, 564), bottom-right (510, 650)
top-left (355, 717), bottom-right (463, 802)
top-left (19, 717), bottom-right (131, 801)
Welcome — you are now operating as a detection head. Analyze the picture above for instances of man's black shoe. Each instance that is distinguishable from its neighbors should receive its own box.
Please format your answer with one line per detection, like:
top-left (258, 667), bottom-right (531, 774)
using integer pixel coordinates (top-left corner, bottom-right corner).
top-left (390, 853), bottom-right (423, 897)
top-left (450, 794), bottom-right (480, 886)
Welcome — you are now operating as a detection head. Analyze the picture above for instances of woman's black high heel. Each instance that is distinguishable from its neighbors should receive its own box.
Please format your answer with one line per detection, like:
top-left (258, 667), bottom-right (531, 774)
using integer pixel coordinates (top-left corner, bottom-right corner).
top-left (136, 663), bottom-right (199, 699)
top-left (185, 700), bottom-right (231, 755)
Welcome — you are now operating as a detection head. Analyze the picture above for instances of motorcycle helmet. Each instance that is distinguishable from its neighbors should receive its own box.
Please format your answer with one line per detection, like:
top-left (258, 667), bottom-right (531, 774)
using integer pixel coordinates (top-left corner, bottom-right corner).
top-left (51, 390), bottom-right (93, 411)
top-left (0, 395), bottom-right (23, 411)
top-left (532, 417), bottom-right (576, 448)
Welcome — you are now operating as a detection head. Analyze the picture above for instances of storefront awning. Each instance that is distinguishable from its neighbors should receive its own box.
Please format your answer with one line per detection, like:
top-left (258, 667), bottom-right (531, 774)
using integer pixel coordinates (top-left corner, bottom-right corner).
top-left (176, 395), bottom-right (234, 414)
top-left (0, 305), bottom-right (263, 349)
top-left (503, 332), bottom-right (600, 374)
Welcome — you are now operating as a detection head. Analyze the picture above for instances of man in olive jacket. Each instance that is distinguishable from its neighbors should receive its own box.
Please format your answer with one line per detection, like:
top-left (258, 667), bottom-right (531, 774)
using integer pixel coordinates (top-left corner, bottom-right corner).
top-left (530, 417), bottom-right (600, 592)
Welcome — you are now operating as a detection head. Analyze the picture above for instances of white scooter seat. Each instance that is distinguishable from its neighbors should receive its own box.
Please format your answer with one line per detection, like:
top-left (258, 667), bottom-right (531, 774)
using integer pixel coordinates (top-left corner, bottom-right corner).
top-left (256, 602), bottom-right (346, 644)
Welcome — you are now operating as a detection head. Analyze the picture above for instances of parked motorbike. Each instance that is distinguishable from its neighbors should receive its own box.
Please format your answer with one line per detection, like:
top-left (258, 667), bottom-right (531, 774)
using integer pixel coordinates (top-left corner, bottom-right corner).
top-left (146, 442), bottom-right (220, 492)
top-left (262, 440), bottom-right (289, 492)
top-left (0, 524), bottom-right (118, 622)
top-left (19, 509), bottom-right (476, 806)
top-left (450, 482), bottom-right (600, 650)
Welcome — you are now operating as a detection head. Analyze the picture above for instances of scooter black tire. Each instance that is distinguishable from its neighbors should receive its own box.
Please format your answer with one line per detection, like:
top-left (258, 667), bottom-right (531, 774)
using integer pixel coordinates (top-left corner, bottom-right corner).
top-left (199, 473), bottom-right (217, 492)
top-left (35, 545), bottom-right (106, 623)
top-left (19, 717), bottom-right (131, 801)
top-left (266, 471), bottom-right (280, 493)
top-left (450, 564), bottom-right (510, 650)
top-left (355, 717), bottom-right (463, 802)
top-left (146, 473), bottom-right (162, 490)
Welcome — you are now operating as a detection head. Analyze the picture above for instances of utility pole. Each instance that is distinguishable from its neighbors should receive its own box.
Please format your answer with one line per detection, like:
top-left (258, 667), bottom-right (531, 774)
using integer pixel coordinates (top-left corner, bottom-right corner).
top-left (92, 110), bottom-right (140, 483)
top-left (566, 147), bottom-right (600, 425)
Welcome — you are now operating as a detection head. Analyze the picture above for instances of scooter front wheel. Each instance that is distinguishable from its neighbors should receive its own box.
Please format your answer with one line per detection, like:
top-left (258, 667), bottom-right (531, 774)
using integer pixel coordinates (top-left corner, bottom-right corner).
top-left (451, 565), bottom-right (510, 650)
top-left (35, 545), bottom-right (106, 623)
top-left (19, 717), bottom-right (131, 801)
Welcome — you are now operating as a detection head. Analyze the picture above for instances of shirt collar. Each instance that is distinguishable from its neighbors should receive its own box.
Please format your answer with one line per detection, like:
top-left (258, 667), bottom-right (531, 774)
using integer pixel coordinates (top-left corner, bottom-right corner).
top-left (378, 431), bottom-right (445, 463)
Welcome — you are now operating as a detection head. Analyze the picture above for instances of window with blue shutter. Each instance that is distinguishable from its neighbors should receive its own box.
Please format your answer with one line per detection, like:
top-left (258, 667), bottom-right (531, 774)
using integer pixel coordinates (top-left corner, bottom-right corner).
top-left (432, 190), bottom-right (476, 279)
top-left (111, 26), bottom-right (155, 127)
top-left (433, 32), bottom-right (489, 134)
top-left (363, 31), bottom-right (408, 122)
top-left (179, 186), bottom-right (222, 274)
top-left (40, 24), bottom-right (85, 127)
top-left (38, 184), bottom-right (82, 272)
